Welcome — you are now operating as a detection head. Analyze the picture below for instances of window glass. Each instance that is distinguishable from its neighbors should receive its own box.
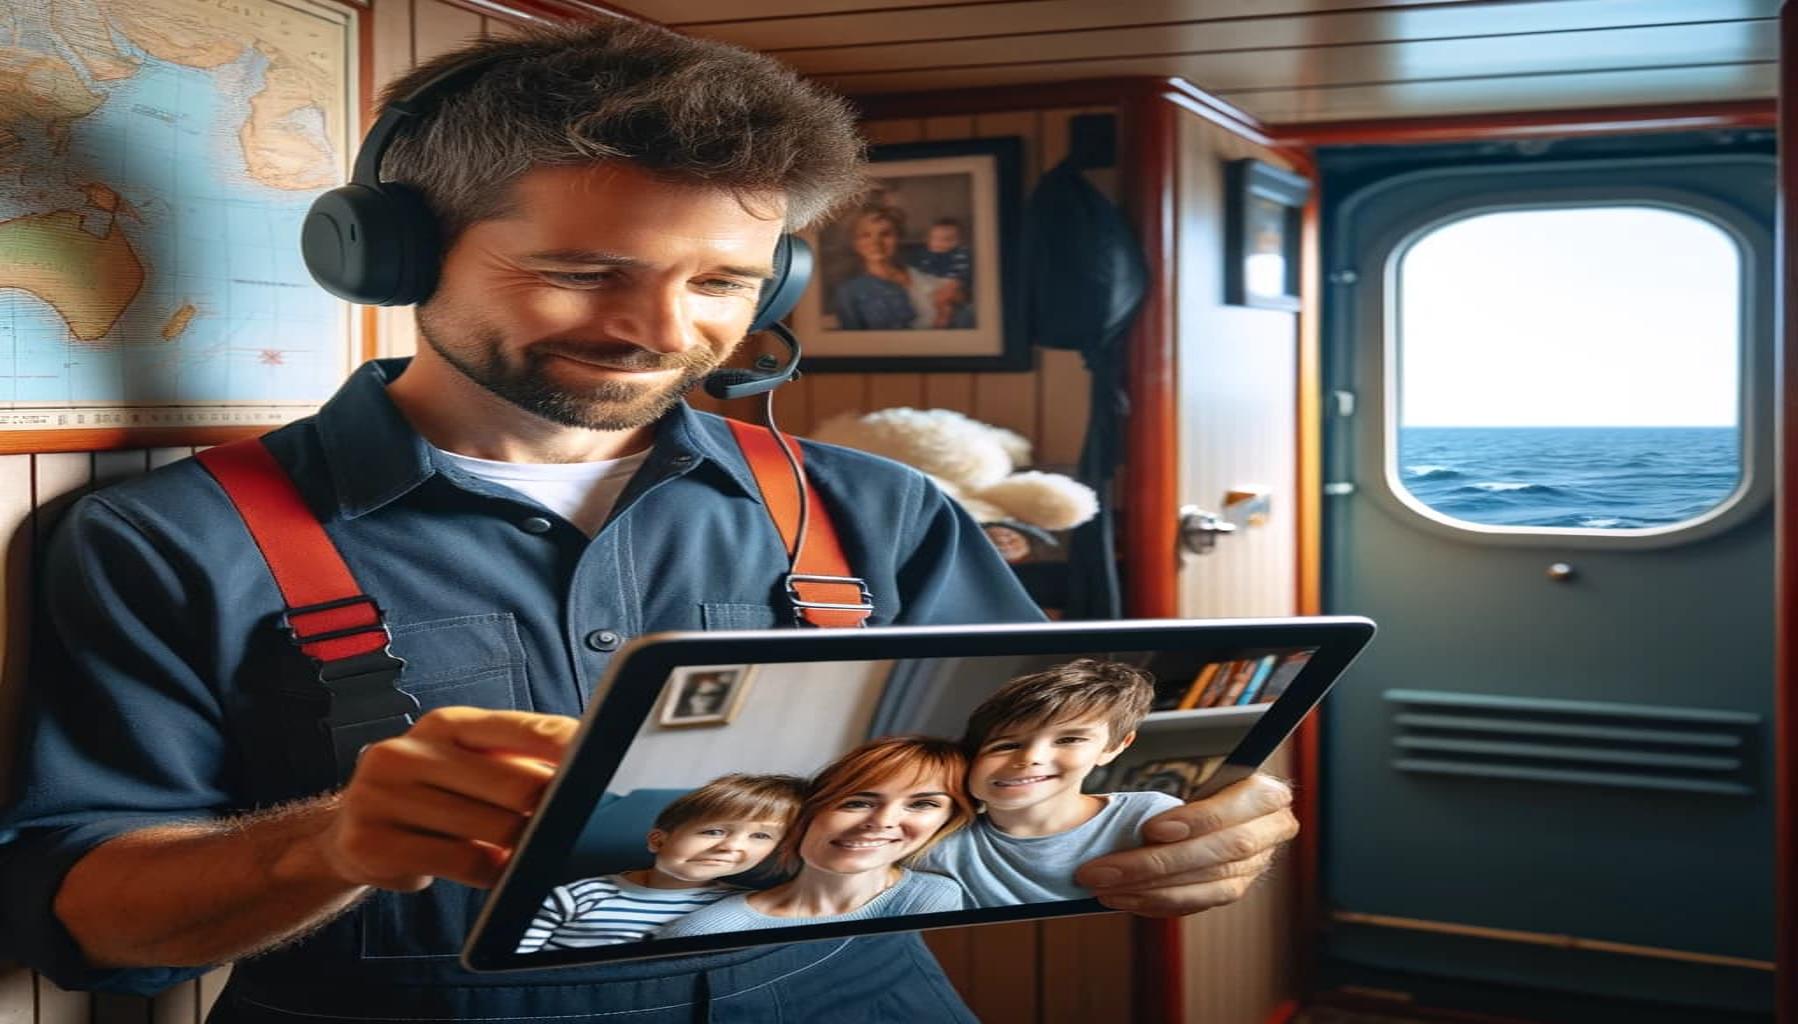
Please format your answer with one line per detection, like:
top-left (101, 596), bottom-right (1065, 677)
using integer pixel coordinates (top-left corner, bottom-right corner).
top-left (1395, 206), bottom-right (1742, 531)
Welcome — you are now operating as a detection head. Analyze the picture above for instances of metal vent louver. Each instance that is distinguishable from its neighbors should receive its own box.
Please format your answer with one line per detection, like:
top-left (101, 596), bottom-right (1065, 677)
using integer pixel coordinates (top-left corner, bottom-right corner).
top-left (1385, 689), bottom-right (1760, 796)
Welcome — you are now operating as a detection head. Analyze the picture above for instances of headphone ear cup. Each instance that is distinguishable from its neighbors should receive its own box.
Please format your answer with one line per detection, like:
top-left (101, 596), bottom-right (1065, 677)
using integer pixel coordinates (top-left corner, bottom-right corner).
top-left (300, 182), bottom-right (442, 306)
top-left (748, 235), bottom-right (812, 335)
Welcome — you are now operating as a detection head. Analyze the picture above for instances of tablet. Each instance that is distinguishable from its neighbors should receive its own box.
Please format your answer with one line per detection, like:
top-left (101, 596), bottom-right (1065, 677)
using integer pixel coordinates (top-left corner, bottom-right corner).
top-left (463, 616), bottom-right (1373, 971)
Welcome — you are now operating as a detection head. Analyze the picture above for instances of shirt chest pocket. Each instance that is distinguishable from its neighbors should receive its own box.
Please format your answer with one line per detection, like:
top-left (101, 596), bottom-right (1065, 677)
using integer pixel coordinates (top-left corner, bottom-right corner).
top-left (360, 613), bottom-right (532, 962)
top-left (699, 602), bottom-right (780, 630)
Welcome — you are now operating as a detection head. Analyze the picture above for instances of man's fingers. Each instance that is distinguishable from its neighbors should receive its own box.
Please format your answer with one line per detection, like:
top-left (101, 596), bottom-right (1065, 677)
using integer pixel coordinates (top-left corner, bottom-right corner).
top-left (358, 778), bottom-right (533, 850)
top-left (345, 828), bottom-right (510, 890)
top-left (1090, 849), bottom-right (1277, 895)
top-left (1140, 774), bottom-right (1294, 844)
top-left (1076, 809), bottom-right (1298, 891)
top-left (1094, 877), bottom-right (1260, 918)
top-left (358, 733), bottom-right (560, 816)
top-left (409, 707), bottom-right (580, 760)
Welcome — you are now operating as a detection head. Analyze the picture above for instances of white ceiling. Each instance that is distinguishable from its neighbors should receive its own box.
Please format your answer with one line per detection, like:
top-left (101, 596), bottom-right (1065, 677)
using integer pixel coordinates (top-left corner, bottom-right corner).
top-left (602, 0), bottom-right (1778, 125)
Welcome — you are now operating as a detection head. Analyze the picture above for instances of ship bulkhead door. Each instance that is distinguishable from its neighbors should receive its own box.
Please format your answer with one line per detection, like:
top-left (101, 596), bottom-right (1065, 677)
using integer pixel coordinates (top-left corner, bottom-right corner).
top-left (1320, 146), bottom-right (1775, 1016)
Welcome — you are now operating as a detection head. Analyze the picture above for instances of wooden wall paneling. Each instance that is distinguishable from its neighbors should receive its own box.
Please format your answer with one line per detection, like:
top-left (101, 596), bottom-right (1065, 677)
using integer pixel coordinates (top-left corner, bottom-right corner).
top-left (414, 0), bottom-right (485, 61)
top-left (196, 969), bottom-right (230, 1021)
top-left (0, 454), bottom-right (33, 1021)
top-left (920, 926), bottom-right (973, 1003)
top-left (33, 979), bottom-right (87, 1024)
top-left (963, 920), bottom-right (1041, 1023)
top-left (149, 979), bottom-right (198, 1024)
top-left (0, 970), bottom-right (29, 1024)
top-left (0, 455), bottom-right (35, 804)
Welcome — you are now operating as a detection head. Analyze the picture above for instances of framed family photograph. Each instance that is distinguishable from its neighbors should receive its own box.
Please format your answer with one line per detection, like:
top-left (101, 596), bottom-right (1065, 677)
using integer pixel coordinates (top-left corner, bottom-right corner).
top-left (1224, 158), bottom-right (1310, 311)
top-left (794, 136), bottom-right (1027, 372)
top-left (657, 665), bottom-right (756, 728)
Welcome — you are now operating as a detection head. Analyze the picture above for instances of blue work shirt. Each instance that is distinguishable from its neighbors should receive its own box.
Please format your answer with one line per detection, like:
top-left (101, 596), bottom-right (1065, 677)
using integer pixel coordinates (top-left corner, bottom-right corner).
top-left (0, 357), bottom-right (1044, 1020)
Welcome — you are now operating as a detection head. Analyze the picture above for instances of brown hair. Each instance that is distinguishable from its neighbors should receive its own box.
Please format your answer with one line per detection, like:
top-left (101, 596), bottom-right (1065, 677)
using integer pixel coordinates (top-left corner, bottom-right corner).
top-left (961, 659), bottom-right (1156, 752)
top-left (780, 736), bottom-right (974, 871)
top-left (376, 20), bottom-right (867, 242)
top-left (652, 773), bottom-right (806, 834)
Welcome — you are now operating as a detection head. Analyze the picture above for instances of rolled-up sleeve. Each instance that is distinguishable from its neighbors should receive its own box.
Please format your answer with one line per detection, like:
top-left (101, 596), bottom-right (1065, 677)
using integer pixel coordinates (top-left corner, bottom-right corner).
top-left (0, 494), bottom-right (228, 993)
top-left (892, 478), bottom-right (1048, 626)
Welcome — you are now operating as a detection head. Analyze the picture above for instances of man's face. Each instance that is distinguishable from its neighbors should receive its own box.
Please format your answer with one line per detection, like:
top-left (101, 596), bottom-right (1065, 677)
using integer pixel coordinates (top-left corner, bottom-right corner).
top-left (968, 714), bottom-right (1132, 812)
top-left (647, 818), bottom-right (787, 884)
top-left (416, 162), bottom-right (786, 431)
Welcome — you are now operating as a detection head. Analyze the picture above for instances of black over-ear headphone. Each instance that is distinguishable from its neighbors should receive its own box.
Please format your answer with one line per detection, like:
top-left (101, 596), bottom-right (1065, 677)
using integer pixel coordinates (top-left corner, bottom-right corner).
top-left (300, 51), bottom-right (808, 400)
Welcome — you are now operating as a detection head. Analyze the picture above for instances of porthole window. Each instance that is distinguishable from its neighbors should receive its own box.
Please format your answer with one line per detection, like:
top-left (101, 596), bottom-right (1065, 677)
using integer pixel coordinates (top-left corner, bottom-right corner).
top-left (1392, 206), bottom-right (1744, 533)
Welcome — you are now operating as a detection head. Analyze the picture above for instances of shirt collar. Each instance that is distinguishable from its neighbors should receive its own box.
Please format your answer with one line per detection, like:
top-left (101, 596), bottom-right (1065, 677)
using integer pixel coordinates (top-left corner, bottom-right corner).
top-left (314, 357), bottom-right (763, 519)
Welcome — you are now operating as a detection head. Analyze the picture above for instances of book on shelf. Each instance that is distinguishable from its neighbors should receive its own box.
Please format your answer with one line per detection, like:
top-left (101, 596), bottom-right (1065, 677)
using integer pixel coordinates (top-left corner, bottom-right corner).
top-left (1235, 654), bottom-right (1281, 705)
top-left (1211, 660), bottom-right (1257, 707)
top-left (1177, 662), bottom-right (1222, 710)
top-left (1194, 659), bottom-right (1241, 708)
top-left (1260, 650), bottom-right (1313, 703)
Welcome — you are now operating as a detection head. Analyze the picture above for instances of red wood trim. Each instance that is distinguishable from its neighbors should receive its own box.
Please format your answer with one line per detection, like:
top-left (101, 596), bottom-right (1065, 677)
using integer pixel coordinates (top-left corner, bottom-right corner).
top-left (1777, 11), bottom-right (1796, 1024)
top-left (0, 426), bottom-right (274, 457)
top-left (431, 0), bottom-right (645, 24)
top-left (1292, 177), bottom-right (1325, 1004)
top-left (1119, 87), bottom-right (1183, 1024)
top-left (1267, 99), bottom-right (1776, 147)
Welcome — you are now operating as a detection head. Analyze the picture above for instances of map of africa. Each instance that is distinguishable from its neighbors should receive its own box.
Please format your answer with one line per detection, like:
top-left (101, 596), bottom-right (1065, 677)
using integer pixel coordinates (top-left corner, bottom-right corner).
top-left (0, 0), bottom-right (355, 432)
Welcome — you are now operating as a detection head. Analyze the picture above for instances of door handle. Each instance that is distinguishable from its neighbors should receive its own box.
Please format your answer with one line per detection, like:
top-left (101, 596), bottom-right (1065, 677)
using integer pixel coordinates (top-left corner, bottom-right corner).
top-left (1178, 505), bottom-right (1238, 555)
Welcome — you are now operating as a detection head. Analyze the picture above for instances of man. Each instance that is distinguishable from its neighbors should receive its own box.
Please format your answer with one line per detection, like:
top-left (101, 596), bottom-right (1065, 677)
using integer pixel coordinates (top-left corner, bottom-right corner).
top-left (0, 19), bottom-right (1297, 1022)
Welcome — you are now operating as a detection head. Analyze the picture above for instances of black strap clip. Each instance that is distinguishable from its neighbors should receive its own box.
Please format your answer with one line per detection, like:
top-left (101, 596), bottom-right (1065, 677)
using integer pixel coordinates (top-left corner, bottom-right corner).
top-left (783, 573), bottom-right (874, 627)
top-left (279, 597), bottom-right (419, 784)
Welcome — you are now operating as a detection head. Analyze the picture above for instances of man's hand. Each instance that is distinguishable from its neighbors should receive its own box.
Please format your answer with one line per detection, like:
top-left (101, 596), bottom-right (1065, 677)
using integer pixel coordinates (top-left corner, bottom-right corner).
top-left (1073, 774), bottom-right (1298, 917)
top-left (313, 707), bottom-right (579, 892)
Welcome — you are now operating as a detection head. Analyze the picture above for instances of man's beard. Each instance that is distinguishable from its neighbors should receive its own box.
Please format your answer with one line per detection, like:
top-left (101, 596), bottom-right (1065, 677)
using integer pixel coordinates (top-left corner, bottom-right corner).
top-left (417, 310), bottom-right (721, 432)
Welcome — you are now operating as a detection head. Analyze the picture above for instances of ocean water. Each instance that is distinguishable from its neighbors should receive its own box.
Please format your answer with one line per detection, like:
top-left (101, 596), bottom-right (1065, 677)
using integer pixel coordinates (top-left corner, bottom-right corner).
top-left (1397, 427), bottom-right (1741, 529)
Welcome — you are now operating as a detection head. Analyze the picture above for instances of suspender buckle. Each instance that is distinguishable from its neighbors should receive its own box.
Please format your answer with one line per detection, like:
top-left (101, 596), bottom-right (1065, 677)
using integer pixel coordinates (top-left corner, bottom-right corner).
top-left (316, 646), bottom-right (419, 785)
top-left (279, 594), bottom-right (391, 646)
top-left (783, 573), bottom-right (874, 627)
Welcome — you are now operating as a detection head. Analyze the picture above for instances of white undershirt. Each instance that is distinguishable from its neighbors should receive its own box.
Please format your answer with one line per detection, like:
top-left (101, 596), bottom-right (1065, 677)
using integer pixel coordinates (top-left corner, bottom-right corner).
top-left (436, 447), bottom-right (652, 537)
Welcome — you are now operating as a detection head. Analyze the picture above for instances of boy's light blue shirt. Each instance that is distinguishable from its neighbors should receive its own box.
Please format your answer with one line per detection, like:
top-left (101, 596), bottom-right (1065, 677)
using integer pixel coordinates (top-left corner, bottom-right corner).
top-left (916, 790), bottom-right (1183, 906)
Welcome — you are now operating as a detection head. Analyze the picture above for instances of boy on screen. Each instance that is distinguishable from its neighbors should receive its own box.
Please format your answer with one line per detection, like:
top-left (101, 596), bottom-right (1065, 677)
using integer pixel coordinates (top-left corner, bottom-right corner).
top-left (916, 660), bottom-right (1181, 906)
top-left (516, 773), bottom-right (804, 952)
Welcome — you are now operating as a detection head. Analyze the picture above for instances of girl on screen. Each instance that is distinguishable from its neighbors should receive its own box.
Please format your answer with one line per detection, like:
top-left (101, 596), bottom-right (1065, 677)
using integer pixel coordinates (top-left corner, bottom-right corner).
top-left (656, 736), bottom-right (974, 937)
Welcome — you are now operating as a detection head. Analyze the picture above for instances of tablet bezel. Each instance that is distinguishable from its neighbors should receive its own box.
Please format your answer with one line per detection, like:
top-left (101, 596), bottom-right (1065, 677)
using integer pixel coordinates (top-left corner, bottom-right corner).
top-left (463, 616), bottom-right (1373, 972)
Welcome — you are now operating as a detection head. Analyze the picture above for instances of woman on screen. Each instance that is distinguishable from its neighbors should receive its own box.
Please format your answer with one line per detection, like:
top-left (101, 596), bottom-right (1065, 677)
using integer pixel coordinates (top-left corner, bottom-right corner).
top-left (656, 736), bottom-right (973, 937)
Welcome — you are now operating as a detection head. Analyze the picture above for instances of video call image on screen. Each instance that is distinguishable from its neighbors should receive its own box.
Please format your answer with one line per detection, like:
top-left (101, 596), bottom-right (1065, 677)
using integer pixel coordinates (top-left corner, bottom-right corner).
top-left (514, 647), bottom-right (1315, 954)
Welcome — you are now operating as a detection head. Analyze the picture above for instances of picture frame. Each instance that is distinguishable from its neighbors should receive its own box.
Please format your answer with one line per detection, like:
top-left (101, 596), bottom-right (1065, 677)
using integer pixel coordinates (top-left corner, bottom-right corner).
top-left (1224, 158), bottom-right (1310, 311)
top-left (656, 665), bottom-right (757, 728)
top-left (793, 136), bottom-right (1027, 372)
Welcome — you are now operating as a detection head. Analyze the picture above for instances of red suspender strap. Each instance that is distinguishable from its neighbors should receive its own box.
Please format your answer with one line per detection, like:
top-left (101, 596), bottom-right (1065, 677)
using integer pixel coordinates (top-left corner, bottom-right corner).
top-left (725, 419), bottom-right (874, 628)
top-left (197, 438), bottom-right (418, 783)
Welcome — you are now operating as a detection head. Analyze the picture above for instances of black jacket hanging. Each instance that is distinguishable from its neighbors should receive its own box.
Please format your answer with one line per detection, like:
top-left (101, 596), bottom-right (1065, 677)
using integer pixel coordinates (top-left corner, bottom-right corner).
top-left (1020, 155), bottom-right (1149, 620)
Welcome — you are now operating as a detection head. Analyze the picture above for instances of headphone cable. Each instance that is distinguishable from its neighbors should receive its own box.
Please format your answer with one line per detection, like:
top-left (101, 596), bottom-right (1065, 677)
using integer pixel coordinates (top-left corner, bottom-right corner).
top-left (760, 388), bottom-right (810, 579)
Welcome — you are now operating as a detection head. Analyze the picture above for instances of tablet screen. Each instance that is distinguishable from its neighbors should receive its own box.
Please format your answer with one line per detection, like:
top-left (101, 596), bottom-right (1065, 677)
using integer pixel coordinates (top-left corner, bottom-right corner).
top-left (507, 643), bottom-right (1318, 958)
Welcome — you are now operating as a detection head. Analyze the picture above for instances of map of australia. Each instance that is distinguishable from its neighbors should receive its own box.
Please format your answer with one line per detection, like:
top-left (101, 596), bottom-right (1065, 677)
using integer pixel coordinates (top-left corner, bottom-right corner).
top-left (1, 0), bottom-right (354, 426)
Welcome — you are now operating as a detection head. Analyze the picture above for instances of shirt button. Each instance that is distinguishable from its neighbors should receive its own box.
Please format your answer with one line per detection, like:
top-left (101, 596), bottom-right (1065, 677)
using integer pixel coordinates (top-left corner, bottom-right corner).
top-left (585, 629), bottom-right (622, 652)
top-left (671, 454), bottom-right (696, 466)
top-left (519, 516), bottom-right (553, 534)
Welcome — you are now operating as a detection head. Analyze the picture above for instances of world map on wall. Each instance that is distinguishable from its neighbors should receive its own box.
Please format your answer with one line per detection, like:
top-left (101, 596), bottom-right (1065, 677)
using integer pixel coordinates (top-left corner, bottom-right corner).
top-left (0, 0), bottom-right (355, 430)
